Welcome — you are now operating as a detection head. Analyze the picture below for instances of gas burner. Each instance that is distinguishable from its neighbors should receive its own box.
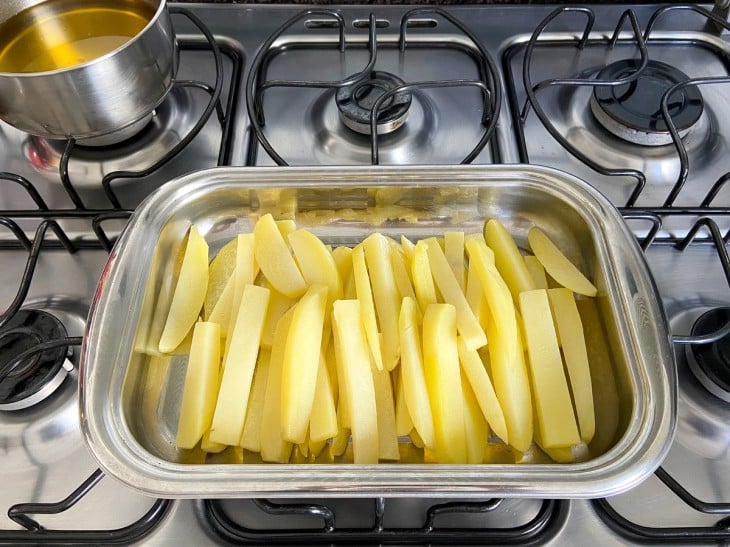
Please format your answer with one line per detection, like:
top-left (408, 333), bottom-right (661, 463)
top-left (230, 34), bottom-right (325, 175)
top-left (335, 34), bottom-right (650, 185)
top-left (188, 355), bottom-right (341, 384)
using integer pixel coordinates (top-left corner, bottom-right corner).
top-left (0, 310), bottom-right (71, 411)
top-left (686, 307), bottom-right (730, 403)
top-left (336, 71), bottom-right (412, 136)
top-left (24, 85), bottom-right (199, 187)
top-left (590, 60), bottom-right (703, 147)
top-left (74, 112), bottom-right (156, 148)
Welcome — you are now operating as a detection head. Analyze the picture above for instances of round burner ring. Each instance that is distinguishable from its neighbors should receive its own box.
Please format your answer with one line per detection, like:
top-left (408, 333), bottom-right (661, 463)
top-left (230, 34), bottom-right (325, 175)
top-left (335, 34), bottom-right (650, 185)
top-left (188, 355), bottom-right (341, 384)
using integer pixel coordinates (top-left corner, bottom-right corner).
top-left (590, 59), bottom-right (703, 146)
top-left (0, 310), bottom-right (70, 411)
top-left (686, 307), bottom-right (730, 403)
top-left (336, 71), bottom-right (412, 135)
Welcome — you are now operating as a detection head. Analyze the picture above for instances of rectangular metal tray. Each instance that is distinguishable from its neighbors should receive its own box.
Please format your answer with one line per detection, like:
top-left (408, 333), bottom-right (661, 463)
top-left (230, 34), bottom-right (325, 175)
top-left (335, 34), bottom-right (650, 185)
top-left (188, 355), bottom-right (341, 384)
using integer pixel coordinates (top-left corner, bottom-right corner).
top-left (80, 165), bottom-right (675, 498)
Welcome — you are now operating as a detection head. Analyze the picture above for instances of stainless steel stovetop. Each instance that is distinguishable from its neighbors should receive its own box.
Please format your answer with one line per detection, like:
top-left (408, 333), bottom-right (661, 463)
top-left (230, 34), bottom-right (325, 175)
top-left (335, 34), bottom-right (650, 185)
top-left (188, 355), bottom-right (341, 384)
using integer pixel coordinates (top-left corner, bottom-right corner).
top-left (2, 2), bottom-right (730, 544)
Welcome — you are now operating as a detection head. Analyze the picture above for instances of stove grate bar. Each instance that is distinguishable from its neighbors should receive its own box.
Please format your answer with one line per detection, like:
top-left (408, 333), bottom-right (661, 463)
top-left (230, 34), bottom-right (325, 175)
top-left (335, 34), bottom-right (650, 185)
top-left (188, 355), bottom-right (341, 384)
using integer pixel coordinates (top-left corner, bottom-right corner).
top-left (0, 469), bottom-right (171, 544)
top-left (202, 497), bottom-right (568, 545)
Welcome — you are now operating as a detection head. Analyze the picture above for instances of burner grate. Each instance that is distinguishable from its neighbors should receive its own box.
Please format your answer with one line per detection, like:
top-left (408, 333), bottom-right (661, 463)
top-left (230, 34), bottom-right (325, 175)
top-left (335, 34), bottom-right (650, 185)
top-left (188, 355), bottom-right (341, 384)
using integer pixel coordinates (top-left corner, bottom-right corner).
top-left (202, 497), bottom-right (568, 545)
top-left (246, 8), bottom-right (501, 166)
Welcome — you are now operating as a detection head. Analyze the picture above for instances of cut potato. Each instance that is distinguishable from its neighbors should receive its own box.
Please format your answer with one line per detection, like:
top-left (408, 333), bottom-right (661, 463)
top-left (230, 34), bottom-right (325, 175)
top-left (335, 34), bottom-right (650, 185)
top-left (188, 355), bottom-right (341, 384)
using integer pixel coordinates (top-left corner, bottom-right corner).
top-left (400, 235), bottom-right (416, 264)
top-left (176, 322), bottom-right (221, 449)
top-left (209, 284), bottom-right (270, 445)
top-left (260, 284), bottom-right (295, 350)
top-left (239, 349), bottom-right (271, 452)
top-left (466, 237), bottom-right (533, 452)
top-left (456, 338), bottom-right (508, 444)
top-left (424, 238), bottom-right (487, 351)
top-left (363, 233), bottom-right (401, 371)
top-left (352, 245), bottom-right (384, 371)
top-left (371, 362), bottom-right (400, 461)
top-left (281, 284), bottom-right (328, 444)
top-left (260, 308), bottom-right (294, 463)
top-left (204, 237), bottom-right (238, 319)
top-left (484, 218), bottom-right (536, 302)
top-left (223, 234), bottom-right (258, 356)
top-left (159, 225), bottom-right (209, 353)
top-left (519, 289), bottom-right (580, 448)
top-left (548, 288), bottom-right (595, 443)
top-left (411, 240), bottom-right (438, 313)
top-left (331, 246), bottom-right (353, 286)
top-left (528, 227), bottom-right (597, 297)
top-left (332, 300), bottom-right (379, 464)
top-left (524, 255), bottom-right (548, 290)
top-left (207, 270), bottom-right (236, 335)
top-left (462, 371), bottom-right (488, 464)
top-left (390, 244), bottom-right (417, 302)
top-left (465, 257), bottom-right (485, 319)
top-left (331, 419), bottom-right (350, 457)
top-left (276, 219), bottom-right (297, 244)
top-left (423, 304), bottom-right (467, 463)
top-left (201, 430), bottom-right (226, 453)
top-left (398, 297), bottom-right (435, 449)
top-left (254, 213), bottom-right (306, 298)
top-left (289, 229), bottom-right (343, 301)
top-left (310, 353), bottom-right (338, 443)
top-left (444, 231), bottom-right (466, 291)
top-left (395, 369), bottom-right (414, 437)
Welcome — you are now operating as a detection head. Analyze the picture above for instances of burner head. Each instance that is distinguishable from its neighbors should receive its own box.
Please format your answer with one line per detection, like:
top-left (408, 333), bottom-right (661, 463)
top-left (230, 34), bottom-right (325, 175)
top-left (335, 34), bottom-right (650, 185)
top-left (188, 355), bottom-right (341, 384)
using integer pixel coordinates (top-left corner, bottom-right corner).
top-left (590, 59), bottom-right (703, 146)
top-left (336, 71), bottom-right (412, 135)
top-left (687, 307), bottom-right (730, 402)
top-left (0, 310), bottom-right (70, 411)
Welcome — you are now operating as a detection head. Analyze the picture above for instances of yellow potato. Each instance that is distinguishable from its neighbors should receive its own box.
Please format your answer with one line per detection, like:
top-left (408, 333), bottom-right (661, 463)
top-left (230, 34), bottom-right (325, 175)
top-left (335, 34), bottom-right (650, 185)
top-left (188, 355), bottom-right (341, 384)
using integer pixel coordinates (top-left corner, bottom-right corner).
top-left (411, 240), bottom-right (438, 313)
top-left (351, 245), bottom-right (384, 371)
top-left (395, 369), bottom-right (414, 437)
top-left (465, 237), bottom-right (533, 452)
top-left (548, 288), bottom-right (595, 443)
top-left (456, 338), bottom-right (508, 444)
top-left (444, 231), bottom-right (466, 291)
top-left (201, 430), bottom-right (226, 453)
top-left (484, 218), bottom-right (536, 302)
top-left (281, 284), bottom-right (328, 444)
top-left (310, 353), bottom-right (338, 443)
top-left (239, 349), bottom-right (271, 452)
top-left (398, 297), bottom-right (435, 449)
top-left (260, 283), bottom-right (295, 350)
top-left (209, 284), bottom-right (270, 445)
top-left (363, 233), bottom-right (401, 370)
top-left (331, 246), bottom-right (353, 286)
top-left (371, 362), bottom-right (400, 461)
top-left (462, 371), bottom-right (488, 464)
top-left (206, 270), bottom-right (236, 335)
top-left (223, 234), bottom-right (257, 356)
top-left (423, 304), bottom-right (467, 463)
top-left (159, 225), bottom-right (209, 353)
top-left (528, 227), bottom-right (597, 297)
top-left (390, 244), bottom-right (417, 302)
top-left (332, 300), bottom-right (379, 464)
top-left (331, 419), bottom-right (350, 457)
top-left (424, 238), bottom-right (486, 351)
top-left (260, 308), bottom-right (294, 463)
top-left (204, 236), bottom-right (238, 319)
top-left (400, 235), bottom-right (415, 264)
top-left (254, 213), bottom-right (306, 298)
top-left (519, 289), bottom-right (580, 448)
top-left (176, 322), bottom-right (221, 449)
top-left (324, 339), bottom-right (339, 407)
top-left (288, 229), bottom-right (343, 301)
top-left (523, 255), bottom-right (548, 291)
top-left (276, 219), bottom-right (297, 244)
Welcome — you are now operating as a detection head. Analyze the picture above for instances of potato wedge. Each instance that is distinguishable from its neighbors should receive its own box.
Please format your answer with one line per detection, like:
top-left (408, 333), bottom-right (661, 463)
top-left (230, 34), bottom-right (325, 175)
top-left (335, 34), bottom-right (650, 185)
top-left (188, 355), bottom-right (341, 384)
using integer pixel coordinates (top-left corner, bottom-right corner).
top-left (363, 233), bottom-right (401, 370)
top-left (260, 284), bottom-right (295, 350)
top-left (424, 238), bottom-right (486, 351)
top-left (398, 297), bottom-right (435, 449)
top-left (395, 369), bottom-right (414, 437)
top-left (371, 362), bottom-right (400, 461)
top-left (204, 237), bottom-right (238, 319)
top-left (176, 322), bottom-right (221, 449)
top-left (239, 349), bottom-right (271, 452)
top-left (310, 353), bottom-right (338, 443)
top-left (390, 244), bottom-right (417, 302)
top-left (456, 338), bottom-right (508, 444)
top-left (352, 245), bottom-right (384, 371)
top-left (411, 240), bottom-right (438, 312)
top-left (209, 284), bottom-right (270, 445)
top-left (289, 229), bottom-right (343, 301)
top-left (281, 284), bottom-right (328, 444)
top-left (332, 300), bottom-right (379, 464)
top-left (400, 235), bottom-right (416, 264)
top-left (423, 304), bottom-right (467, 463)
top-left (331, 246), bottom-right (353, 286)
top-left (524, 255), bottom-right (548, 290)
top-left (260, 309), bottom-right (294, 463)
top-left (207, 270), bottom-right (236, 335)
top-left (519, 289), bottom-right (580, 448)
top-left (462, 371), bottom-right (488, 464)
top-left (484, 218), bottom-right (536, 302)
top-left (159, 225), bottom-right (209, 353)
top-left (466, 237), bottom-right (533, 452)
top-left (548, 288), bottom-right (595, 443)
top-left (201, 430), bottom-right (226, 453)
top-left (444, 231), bottom-right (466, 291)
top-left (254, 213), bottom-right (306, 298)
top-left (528, 227), bottom-right (597, 297)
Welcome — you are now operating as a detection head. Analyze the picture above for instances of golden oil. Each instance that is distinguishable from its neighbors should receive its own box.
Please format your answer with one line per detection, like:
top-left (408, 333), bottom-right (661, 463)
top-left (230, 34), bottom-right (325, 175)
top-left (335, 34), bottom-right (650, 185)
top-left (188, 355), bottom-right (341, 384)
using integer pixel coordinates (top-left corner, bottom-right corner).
top-left (0, 0), bottom-right (155, 73)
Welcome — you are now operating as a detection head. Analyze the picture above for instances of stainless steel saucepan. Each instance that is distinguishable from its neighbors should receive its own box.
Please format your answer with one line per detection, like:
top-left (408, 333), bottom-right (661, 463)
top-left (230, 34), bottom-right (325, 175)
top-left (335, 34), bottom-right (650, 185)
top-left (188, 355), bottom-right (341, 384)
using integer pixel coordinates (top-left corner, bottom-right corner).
top-left (0, 0), bottom-right (178, 144)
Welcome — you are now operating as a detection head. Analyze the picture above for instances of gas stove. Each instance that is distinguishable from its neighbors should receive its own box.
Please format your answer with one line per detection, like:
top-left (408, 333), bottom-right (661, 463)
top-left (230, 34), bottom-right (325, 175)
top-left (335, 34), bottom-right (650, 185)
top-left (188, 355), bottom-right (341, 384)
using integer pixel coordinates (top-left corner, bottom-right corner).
top-left (1, 2), bottom-right (730, 544)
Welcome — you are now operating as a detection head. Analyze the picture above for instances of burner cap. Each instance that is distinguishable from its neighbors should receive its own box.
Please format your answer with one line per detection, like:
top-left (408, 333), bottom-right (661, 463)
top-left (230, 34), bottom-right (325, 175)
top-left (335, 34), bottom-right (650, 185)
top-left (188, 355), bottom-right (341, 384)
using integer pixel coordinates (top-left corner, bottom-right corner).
top-left (0, 310), bottom-right (70, 411)
top-left (336, 71), bottom-right (412, 135)
top-left (687, 307), bottom-right (730, 402)
top-left (590, 59), bottom-right (703, 146)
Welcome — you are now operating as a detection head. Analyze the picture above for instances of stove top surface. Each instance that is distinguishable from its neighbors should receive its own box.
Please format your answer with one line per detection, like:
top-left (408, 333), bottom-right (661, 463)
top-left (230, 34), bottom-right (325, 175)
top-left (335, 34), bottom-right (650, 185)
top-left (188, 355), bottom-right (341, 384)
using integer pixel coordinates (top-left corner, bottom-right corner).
top-left (1, 2), bottom-right (729, 544)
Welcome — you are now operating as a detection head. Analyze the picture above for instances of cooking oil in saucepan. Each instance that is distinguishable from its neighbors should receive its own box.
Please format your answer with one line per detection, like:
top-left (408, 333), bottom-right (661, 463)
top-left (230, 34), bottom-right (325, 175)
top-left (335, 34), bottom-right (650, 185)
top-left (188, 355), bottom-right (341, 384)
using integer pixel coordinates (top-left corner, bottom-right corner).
top-left (0, 0), bottom-right (155, 73)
